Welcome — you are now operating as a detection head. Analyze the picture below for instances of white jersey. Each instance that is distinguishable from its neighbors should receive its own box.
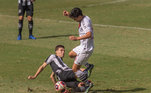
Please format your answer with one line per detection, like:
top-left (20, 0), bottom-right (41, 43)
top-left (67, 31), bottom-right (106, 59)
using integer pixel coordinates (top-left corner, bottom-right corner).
top-left (78, 16), bottom-right (94, 52)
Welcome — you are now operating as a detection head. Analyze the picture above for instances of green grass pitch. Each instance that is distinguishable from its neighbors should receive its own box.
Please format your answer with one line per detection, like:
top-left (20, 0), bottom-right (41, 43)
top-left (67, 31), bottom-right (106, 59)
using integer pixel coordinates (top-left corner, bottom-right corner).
top-left (1, 0), bottom-right (151, 93)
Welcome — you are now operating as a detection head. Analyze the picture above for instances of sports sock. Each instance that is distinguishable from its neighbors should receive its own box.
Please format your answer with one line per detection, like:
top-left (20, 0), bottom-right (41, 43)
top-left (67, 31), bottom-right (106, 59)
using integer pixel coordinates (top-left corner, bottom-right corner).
top-left (28, 20), bottom-right (33, 36)
top-left (18, 20), bottom-right (23, 36)
top-left (75, 70), bottom-right (89, 85)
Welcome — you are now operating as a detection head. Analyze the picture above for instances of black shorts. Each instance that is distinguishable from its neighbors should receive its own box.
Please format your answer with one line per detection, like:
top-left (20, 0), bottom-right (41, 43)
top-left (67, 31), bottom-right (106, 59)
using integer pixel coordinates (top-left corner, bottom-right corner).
top-left (58, 70), bottom-right (77, 82)
top-left (65, 81), bottom-right (80, 88)
top-left (65, 81), bottom-right (85, 92)
top-left (18, 0), bottom-right (34, 17)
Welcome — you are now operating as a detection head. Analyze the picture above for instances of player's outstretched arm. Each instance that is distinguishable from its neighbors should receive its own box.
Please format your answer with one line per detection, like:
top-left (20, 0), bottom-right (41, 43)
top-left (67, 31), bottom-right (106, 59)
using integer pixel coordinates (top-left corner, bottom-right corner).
top-left (28, 62), bottom-right (47, 80)
top-left (69, 31), bottom-right (92, 41)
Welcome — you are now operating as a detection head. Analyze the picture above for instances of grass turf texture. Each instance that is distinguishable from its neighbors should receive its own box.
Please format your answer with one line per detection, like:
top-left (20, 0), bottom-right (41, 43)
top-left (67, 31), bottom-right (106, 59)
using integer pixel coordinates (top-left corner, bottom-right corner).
top-left (1, 0), bottom-right (151, 93)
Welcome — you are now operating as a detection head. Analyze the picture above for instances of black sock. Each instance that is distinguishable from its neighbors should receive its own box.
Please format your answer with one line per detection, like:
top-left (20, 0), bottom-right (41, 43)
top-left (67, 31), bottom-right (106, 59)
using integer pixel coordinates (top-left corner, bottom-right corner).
top-left (18, 20), bottom-right (23, 36)
top-left (28, 20), bottom-right (33, 36)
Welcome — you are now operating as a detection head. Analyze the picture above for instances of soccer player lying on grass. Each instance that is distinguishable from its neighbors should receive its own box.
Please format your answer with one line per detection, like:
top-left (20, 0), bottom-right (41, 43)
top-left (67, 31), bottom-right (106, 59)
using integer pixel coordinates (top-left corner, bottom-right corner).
top-left (28, 45), bottom-right (93, 93)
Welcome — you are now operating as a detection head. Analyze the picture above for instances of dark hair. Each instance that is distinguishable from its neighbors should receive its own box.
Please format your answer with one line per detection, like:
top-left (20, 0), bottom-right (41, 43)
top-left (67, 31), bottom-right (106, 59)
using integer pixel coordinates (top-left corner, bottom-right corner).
top-left (69, 7), bottom-right (83, 18)
top-left (55, 45), bottom-right (65, 51)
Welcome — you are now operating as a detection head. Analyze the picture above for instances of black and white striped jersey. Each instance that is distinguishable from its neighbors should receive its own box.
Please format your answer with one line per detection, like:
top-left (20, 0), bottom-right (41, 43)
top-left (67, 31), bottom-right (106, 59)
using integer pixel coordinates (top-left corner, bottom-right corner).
top-left (45, 54), bottom-right (72, 79)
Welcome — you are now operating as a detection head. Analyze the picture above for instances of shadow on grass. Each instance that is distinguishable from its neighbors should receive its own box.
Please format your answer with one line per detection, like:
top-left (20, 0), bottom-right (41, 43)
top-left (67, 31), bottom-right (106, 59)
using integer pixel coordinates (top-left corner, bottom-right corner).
top-left (36, 34), bottom-right (78, 39)
top-left (90, 88), bottom-right (146, 93)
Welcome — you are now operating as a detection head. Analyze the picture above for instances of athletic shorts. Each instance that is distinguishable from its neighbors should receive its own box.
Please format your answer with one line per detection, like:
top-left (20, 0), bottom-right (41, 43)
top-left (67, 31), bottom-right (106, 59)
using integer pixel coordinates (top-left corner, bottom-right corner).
top-left (65, 81), bottom-right (80, 88)
top-left (18, 0), bottom-right (34, 17)
top-left (65, 81), bottom-right (85, 92)
top-left (58, 70), bottom-right (77, 82)
top-left (73, 45), bottom-right (93, 65)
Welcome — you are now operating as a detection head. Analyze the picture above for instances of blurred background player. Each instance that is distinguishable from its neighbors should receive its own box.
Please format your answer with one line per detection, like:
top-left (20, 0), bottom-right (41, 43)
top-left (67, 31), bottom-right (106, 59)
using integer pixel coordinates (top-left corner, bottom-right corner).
top-left (17, 0), bottom-right (36, 40)
top-left (63, 7), bottom-right (94, 84)
top-left (28, 45), bottom-right (93, 93)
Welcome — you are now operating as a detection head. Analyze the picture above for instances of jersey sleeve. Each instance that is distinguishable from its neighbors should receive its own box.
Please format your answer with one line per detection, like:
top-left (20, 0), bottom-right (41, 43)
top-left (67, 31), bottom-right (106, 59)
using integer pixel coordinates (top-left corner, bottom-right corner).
top-left (45, 54), bottom-right (56, 64)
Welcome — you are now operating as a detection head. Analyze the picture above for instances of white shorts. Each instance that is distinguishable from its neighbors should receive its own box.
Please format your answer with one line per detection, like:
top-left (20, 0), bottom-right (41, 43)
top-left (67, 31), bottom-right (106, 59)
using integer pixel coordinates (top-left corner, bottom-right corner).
top-left (73, 45), bottom-right (93, 65)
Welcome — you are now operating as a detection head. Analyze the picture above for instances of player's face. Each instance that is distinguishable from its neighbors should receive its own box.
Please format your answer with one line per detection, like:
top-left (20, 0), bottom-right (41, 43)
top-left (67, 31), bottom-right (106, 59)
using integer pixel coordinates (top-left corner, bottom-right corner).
top-left (72, 16), bottom-right (82, 22)
top-left (56, 48), bottom-right (65, 58)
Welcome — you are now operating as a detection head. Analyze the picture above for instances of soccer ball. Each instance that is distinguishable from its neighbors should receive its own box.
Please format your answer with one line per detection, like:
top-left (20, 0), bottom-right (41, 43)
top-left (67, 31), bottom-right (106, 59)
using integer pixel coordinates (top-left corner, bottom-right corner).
top-left (55, 81), bottom-right (66, 92)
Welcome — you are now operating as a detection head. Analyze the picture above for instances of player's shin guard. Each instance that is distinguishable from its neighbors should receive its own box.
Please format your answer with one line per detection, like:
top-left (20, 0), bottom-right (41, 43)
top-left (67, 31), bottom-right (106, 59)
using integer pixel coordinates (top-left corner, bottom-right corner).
top-left (28, 20), bottom-right (33, 36)
top-left (18, 20), bottom-right (23, 35)
top-left (75, 70), bottom-right (89, 85)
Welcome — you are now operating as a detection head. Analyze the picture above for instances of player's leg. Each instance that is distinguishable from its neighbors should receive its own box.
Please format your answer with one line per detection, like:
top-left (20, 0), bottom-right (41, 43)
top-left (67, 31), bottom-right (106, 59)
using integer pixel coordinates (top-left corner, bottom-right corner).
top-left (61, 70), bottom-right (88, 92)
top-left (69, 50), bottom-right (77, 58)
top-left (72, 58), bottom-right (94, 77)
top-left (65, 81), bottom-right (86, 92)
top-left (82, 51), bottom-right (94, 77)
top-left (74, 51), bottom-right (94, 77)
top-left (75, 69), bottom-right (93, 92)
top-left (18, 16), bottom-right (24, 40)
top-left (74, 70), bottom-right (93, 93)
top-left (84, 63), bottom-right (94, 78)
top-left (84, 80), bottom-right (93, 93)
top-left (69, 46), bottom-right (82, 72)
top-left (62, 66), bottom-right (93, 92)
top-left (69, 46), bottom-right (93, 87)
top-left (26, 2), bottom-right (36, 39)
top-left (73, 60), bottom-right (90, 85)
top-left (27, 16), bottom-right (36, 39)
top-left (18, 2), bottom-right (25, 40)
top-left (72, 63), bottom-right (81, 72)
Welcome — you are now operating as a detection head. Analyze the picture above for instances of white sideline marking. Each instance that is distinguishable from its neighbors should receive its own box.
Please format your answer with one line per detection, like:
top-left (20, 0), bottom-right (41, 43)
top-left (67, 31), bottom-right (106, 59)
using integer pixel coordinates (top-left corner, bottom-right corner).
top-left (59, 20), bottom-right (151, 31)
top-left (93, 24), bottom-right (151, 31)
top-left (87, 0), bottom-right (128, 7)
top-left (0, 14), bottom-right (151, 31)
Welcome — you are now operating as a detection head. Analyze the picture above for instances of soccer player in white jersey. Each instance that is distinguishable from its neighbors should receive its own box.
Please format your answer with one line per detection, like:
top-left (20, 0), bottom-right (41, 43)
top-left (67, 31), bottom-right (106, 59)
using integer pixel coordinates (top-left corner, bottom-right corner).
top-left (63, 8), bottom-right (94, 78)
top-left (28, 45), bottom-right (93, 93)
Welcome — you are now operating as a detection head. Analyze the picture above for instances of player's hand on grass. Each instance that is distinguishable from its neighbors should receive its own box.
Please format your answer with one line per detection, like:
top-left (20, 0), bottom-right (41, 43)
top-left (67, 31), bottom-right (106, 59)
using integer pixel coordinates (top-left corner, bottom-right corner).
top-left (63, 11), bottom-right (69, 16)
top-left (28, 75), bottom-right (36, 79)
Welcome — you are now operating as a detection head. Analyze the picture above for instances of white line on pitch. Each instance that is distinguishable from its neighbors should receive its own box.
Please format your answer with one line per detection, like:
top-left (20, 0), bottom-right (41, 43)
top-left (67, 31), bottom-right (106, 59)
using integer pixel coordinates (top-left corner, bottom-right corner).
top-left (59, 20), bottom-right (151, 31)
top-left (86, 0), bottom-right (128, 7)
top-left (0, 14), bottom-right (151, 31)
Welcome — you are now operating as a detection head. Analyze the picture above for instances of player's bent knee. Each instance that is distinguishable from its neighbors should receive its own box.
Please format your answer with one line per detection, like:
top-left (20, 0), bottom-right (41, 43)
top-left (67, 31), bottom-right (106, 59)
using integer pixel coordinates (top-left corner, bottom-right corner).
top-left (27, 16), bottom-right (32, 21)
top-left (69, 53), bottom-right (74, 58)
top-left (69, 51), bottom-right (77, 58)
top-left (72, 64), bottom-right (81, 72)
top-left (19, 16), bottom-right (23, 20)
